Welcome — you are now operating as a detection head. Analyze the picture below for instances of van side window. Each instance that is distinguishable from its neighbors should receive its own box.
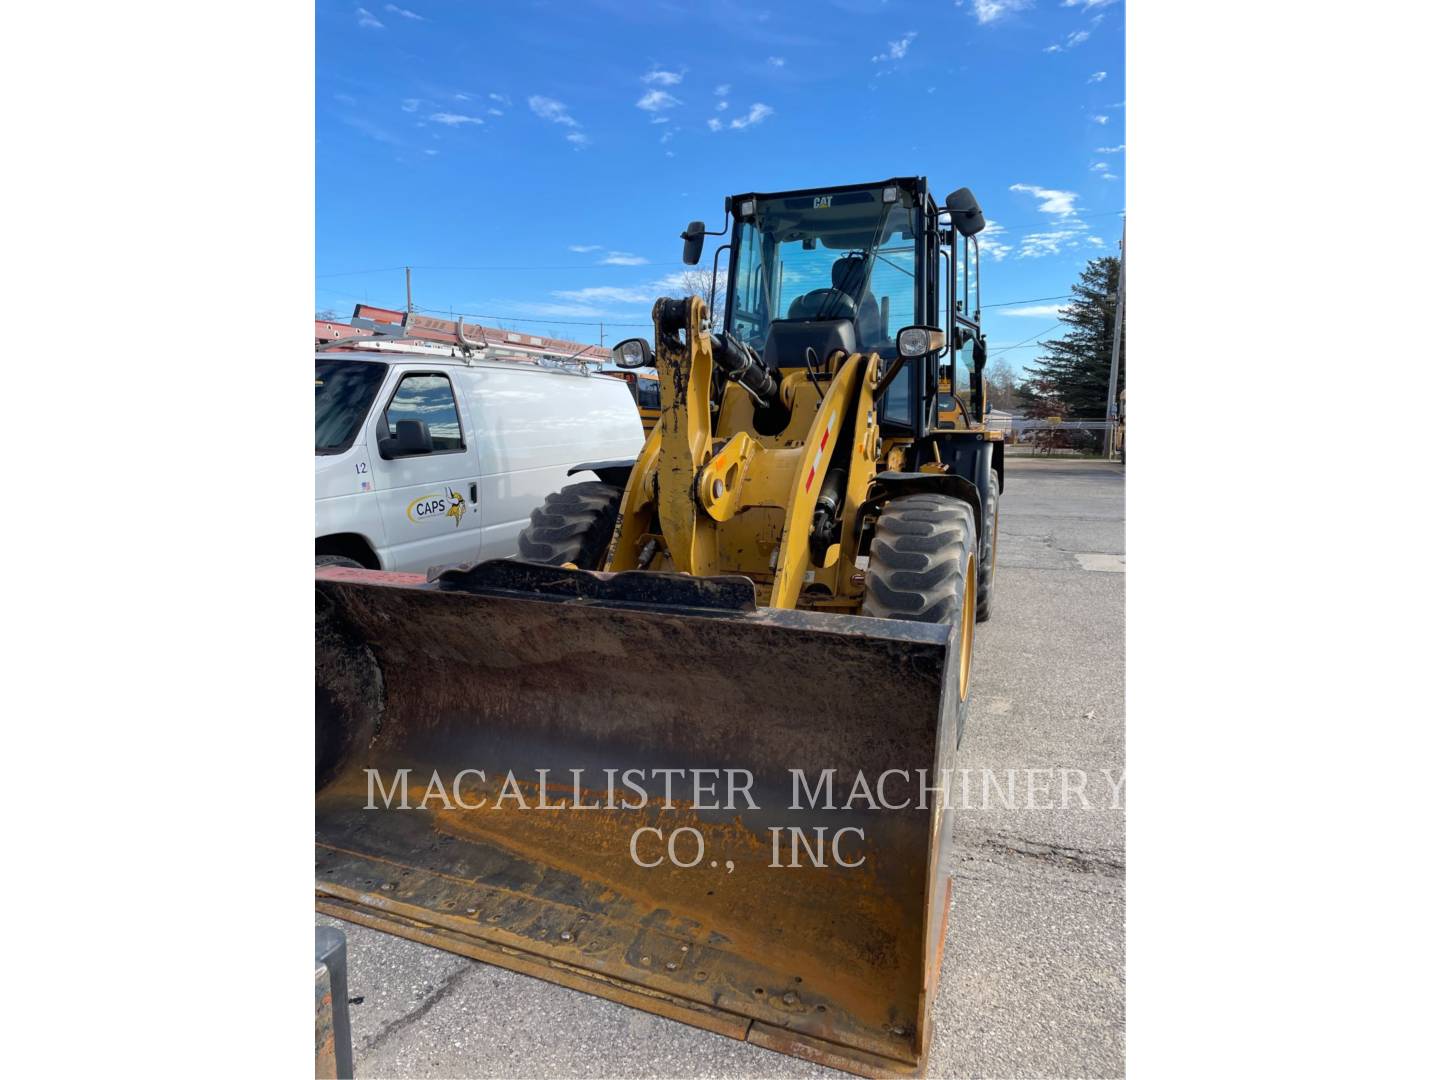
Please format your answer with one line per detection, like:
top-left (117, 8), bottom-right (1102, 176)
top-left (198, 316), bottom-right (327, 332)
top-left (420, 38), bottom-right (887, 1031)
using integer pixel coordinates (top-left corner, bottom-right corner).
top-left (386, 374), bottom-right (464, 451)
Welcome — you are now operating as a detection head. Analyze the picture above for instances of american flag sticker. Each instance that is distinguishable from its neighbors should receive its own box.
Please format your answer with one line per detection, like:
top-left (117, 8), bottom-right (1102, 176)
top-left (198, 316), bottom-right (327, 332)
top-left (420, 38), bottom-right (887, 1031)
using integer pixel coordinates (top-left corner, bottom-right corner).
top-left (804, 412), bottom-right (837, 493)
top-left (360, 481), bottom-right (371, 491)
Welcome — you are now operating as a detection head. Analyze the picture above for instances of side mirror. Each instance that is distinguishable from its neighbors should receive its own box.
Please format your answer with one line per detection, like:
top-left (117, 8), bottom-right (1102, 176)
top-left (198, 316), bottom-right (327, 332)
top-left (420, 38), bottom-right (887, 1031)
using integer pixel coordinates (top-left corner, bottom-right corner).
top-left (612, 337), bottom-right (654, 369)
top-left (896, 325), bottom-right (946, 358)
top-left (379, 419), bottom-right (433, 459)
top-left (945, 187), bottom-right (986, 238)
top-left (681, 220), bottom-right (705, 266)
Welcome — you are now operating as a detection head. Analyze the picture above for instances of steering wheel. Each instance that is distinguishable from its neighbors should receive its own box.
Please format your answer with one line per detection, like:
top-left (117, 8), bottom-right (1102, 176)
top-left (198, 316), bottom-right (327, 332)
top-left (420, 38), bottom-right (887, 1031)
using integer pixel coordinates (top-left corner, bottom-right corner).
top-left (787, 288), bottom-right (858, 321)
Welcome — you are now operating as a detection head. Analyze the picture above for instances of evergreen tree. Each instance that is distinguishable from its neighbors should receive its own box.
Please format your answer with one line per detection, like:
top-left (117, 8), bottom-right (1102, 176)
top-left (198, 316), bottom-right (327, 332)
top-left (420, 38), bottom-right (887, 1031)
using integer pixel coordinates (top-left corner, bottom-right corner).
top-left (1017, 256), bottom-right (1124, 418)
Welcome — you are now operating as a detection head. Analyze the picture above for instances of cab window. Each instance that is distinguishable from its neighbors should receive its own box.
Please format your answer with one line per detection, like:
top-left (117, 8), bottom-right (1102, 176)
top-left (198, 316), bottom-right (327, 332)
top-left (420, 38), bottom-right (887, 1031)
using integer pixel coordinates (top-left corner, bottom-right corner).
top-left (636, 379), bottom-right (661, 409)
top-left (385, 374), bottom-right (464, 451)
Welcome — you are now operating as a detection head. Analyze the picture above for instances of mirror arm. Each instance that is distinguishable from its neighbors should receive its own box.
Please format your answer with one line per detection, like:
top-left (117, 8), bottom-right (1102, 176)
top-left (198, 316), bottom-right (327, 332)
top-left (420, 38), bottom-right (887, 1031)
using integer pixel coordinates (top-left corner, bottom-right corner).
top-left (874, 355), bottom-right (909, 400)
top-left (708, 242), bottom-right (731, 325)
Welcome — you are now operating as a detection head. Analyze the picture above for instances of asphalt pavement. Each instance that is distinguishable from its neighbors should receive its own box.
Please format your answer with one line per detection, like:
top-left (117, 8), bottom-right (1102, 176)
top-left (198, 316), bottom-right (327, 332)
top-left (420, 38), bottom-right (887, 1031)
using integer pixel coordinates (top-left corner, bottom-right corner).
top-left (318, 456), bottom-right (1126, 1078)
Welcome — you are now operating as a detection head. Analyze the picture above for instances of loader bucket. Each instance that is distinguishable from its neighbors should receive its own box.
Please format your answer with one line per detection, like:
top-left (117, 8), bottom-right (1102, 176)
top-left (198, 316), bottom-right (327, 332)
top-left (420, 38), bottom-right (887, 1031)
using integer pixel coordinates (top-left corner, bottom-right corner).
top-left (315, 561), bottom-right (967, 1077)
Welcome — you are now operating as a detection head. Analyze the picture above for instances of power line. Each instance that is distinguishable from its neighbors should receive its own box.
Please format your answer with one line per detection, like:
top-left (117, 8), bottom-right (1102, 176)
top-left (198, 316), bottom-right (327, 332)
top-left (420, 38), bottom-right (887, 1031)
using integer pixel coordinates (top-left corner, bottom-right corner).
top-left (314, 266), bottom-right (408, 279)
top-left (412, 305), bottom-right (651, 328)
top-left (990, 322), bottom-right (1065, 354)
top-left (985, 293), bottom-right (1072, 309)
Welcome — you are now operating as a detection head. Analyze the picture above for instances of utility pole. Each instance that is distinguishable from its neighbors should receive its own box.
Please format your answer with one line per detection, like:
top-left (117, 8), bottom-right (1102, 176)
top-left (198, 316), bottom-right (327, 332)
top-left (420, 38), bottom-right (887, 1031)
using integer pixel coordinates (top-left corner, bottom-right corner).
top-left (598, 322), bottom-right (605, 348)
top-left (1103, 221), bottom-right (1125, 459)
top-left (405, 266), bottom-right (413, 313)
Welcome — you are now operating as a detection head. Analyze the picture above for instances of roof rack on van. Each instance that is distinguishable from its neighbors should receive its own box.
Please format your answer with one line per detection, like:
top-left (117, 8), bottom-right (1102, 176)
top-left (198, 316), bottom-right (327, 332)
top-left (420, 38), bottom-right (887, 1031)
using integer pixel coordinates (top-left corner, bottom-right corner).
top-left (317, 305), bottom-right (607, 374)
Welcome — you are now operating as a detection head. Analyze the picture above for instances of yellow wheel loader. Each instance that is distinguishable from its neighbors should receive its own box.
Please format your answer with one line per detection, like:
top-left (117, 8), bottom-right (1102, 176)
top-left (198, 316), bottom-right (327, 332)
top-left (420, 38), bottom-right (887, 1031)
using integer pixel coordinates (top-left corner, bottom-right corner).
top-left (315, 177), bottom-right (1004, 1077)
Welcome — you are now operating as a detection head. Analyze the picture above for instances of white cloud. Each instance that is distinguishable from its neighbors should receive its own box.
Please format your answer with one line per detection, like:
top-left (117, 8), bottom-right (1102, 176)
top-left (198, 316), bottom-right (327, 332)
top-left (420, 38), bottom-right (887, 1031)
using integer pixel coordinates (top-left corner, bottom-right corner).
top-left (429, 112), bottom-right (484, 126)
top-left (976, 221), bottom-right (1012, 262)
top-left (1095, 144), bottom-right (1125, 153)
top-left (643, 69), bottom-right (683, 86)
top-left (636, 89), bottom-right (681, 113)
top-left (999, 304), bottom-right (1067, 318)
top-left (707, 117), bottom-right (723, 132)
top-left (600, 252), bottom-right (648, 265)
top-left (1044, 28), bottom-right (1092, 52)
top-left (767, 56), bottom-right (785, 67)
top-left (356, 7), bottom-right (384, 29)
top-left (1062, 0), bottom-right (1117, 9)
top-left (568, 244), bottom-right (602, 253)
top-left (1010, 183), bottom-right (1079, 216)
top-left (489, 93), bottom-right (512, 107)
top-left (715, 84), bottom-right (731, 97)
top-left (454, 93), bottom-right (471, 102)
top-left (555, 286), bottom-right (656, 305)
top-left (566, 131), bottom-right (591, 148)
top-left (334, 93), bottom-right (357, 106)
top-left (424, 149), bottom-right (439, 156)
top-left (528, 96), bottom-right (580, 127)
top-left (1093, 114), bottom-right (1110, 125)
top-left (730, 103), bottom-right (774, 129)
top-left (488, 108), bottom-right (504, 117)
top-left (384, 4), bottom-right (424, 19)
top-left (1017, 226), bottom-right (1087, 258)
top-left (872, 31), bottom-right (917, 64)
top-left (967, 0), bottom-right (1031, 25)
top-left (1088, 71), bottom-right (1107, 83)
top-left (400, 98), bottom-right (419, 112)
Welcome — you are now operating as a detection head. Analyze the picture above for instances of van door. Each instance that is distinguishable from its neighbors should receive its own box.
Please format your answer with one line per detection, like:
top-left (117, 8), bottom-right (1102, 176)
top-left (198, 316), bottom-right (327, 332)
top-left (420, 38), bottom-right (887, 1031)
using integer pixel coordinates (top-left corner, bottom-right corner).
top-left (369, 369), bottom-right (484, 573)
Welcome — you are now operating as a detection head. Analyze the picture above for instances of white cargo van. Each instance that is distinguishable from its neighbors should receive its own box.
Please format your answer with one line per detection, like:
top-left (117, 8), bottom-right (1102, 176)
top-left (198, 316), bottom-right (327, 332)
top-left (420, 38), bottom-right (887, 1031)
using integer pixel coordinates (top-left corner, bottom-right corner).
top-left (315, 346), bottom-right (642, 573)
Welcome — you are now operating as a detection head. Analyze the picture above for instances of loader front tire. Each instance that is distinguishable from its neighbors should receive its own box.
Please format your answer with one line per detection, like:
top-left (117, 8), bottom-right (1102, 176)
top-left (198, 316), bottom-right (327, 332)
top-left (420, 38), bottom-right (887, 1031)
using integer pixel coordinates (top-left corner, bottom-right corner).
top-left (518, 481), bottom-right (623, 569)
top-left (976, 467), bottom-right (1000, 622)
top-left (863, 492), bottom-right (978, 707)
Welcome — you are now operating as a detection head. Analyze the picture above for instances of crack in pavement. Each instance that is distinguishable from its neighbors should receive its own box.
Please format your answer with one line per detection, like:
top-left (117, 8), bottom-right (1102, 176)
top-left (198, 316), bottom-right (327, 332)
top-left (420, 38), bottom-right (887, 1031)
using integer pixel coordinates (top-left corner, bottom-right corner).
top-left (958, 830), bottom-right (1125, 880)
top-left (356, 961), bottom-right (477, 1057)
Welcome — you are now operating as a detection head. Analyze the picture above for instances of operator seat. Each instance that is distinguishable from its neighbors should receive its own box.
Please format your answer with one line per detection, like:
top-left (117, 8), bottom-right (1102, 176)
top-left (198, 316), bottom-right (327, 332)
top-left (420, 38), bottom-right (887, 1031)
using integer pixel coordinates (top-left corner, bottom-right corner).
top-left (830, 256), bottom-right (883, 348)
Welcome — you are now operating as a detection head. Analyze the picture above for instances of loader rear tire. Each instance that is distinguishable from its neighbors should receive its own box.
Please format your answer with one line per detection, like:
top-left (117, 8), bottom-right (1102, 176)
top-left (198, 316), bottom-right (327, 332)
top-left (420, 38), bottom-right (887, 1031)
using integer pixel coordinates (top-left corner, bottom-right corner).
top-left (517, 481), bottom-right (622, 569)
top-left (976, 467), bottom-right (1000, 622)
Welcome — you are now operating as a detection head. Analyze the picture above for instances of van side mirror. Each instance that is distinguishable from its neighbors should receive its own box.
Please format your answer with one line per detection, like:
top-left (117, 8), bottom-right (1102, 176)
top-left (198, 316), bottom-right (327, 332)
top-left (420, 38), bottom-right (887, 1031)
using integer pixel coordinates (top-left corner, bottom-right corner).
top-left (681, 221), bottom-right (705, 266)
top-left (379, 419), bottom-right (433, 459)
top-left (945, 187), bottom-right (986, 238)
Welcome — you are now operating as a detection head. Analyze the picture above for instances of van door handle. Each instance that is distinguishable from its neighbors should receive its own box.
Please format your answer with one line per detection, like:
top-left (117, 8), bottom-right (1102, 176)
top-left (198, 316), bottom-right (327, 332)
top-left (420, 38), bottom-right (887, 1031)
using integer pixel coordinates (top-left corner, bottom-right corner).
top-left (469, 482), bottom-right (478, 504)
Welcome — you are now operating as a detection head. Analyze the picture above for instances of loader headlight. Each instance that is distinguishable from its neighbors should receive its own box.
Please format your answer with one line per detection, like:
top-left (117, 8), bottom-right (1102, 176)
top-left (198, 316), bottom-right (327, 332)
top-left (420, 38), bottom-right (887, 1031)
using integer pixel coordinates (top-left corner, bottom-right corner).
top-left (896, 325), bottom-right (946, 358)
top-left (614, 338), bottom-right (654, 369)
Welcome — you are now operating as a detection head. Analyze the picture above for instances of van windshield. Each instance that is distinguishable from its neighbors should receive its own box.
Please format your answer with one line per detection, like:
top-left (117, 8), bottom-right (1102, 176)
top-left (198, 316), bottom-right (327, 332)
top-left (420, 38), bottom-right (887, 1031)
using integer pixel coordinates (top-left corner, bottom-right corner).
top-left (316, 359), bottom-right (387, 453)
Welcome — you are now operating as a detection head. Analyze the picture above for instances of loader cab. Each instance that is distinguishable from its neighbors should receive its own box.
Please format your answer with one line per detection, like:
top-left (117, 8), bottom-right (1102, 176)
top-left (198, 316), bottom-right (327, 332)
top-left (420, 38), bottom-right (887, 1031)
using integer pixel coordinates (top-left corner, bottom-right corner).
top-left (717, 178), bottom-right (978, 443)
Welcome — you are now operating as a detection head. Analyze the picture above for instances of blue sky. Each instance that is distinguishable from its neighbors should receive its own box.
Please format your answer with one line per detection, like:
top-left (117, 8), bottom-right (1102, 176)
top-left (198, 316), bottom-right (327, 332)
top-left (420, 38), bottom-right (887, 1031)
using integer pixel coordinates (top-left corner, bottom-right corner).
top-left (317, 0), bottom-right (1124, 372)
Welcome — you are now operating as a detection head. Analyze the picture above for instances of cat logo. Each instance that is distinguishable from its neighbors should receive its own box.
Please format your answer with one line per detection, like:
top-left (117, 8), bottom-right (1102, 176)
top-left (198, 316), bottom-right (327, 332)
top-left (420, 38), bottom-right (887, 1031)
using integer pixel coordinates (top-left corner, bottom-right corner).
top-left (407, 487), bottom-right (467, 527)
top-left (813, 195), bottom-right (833, 209)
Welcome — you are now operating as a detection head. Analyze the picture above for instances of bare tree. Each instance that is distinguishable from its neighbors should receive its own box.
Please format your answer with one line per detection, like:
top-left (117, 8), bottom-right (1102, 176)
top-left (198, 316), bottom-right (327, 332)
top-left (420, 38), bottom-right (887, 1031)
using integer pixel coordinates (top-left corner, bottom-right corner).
top-left (675, 268), bottom-right (728, 329)
top-left (986, 356), bottom-right (1020, 412)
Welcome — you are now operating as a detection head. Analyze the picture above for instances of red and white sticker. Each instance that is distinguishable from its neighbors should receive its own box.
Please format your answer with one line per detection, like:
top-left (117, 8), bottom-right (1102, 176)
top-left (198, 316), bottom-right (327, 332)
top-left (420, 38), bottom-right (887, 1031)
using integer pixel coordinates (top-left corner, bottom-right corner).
top-left (804, 412), bottom-right (837, 492)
